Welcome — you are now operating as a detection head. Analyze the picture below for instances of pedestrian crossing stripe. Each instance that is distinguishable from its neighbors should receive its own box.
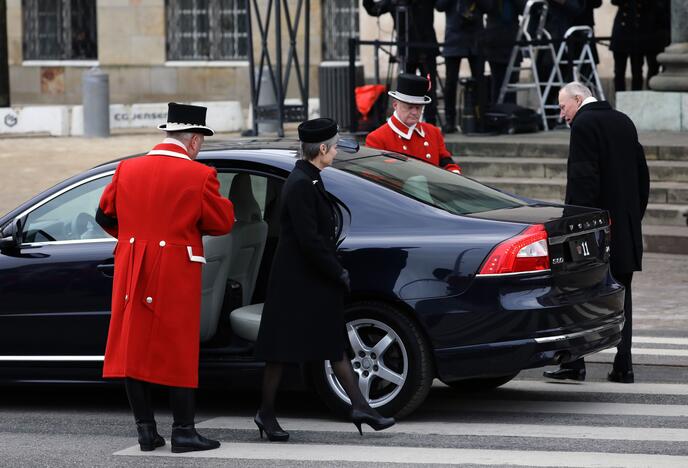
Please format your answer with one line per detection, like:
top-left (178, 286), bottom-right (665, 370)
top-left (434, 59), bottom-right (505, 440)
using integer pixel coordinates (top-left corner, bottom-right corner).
top-left (114, 442), bottom-right (688, 467)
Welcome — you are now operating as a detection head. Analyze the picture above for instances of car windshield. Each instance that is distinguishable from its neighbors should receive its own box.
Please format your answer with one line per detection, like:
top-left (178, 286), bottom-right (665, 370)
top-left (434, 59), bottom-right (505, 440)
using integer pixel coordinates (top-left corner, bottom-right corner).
top-left (337, 154), bottom-right (527, 216)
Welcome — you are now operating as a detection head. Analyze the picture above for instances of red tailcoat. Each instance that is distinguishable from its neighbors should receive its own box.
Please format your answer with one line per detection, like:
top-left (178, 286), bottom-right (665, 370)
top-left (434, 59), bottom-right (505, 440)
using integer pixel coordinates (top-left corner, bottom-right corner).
top-left (98, 140), bottom-right (234, 388)
top-left (365, 114), bottom-right (462, 173)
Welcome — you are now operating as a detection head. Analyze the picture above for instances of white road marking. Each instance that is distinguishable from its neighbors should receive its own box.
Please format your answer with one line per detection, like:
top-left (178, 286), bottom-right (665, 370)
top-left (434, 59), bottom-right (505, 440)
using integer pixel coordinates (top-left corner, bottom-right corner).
top-left (634, 337), bottom-right (688, 346)
top-left (491, 380), bottom-right (688, 396)
top-left (113, 442), bottom-right (688, 467)
top-left (196, 416), bottom-right (688, 442)
top-left (599, 348), bottom-right (688, 357)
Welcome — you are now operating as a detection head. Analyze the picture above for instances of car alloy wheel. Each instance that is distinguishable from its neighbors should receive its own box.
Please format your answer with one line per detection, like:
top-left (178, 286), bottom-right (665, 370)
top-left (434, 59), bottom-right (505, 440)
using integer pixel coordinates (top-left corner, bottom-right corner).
top-left (325, 318), bottom-right (408, 409)
top-left (311, 301), bottom-right (434, 418)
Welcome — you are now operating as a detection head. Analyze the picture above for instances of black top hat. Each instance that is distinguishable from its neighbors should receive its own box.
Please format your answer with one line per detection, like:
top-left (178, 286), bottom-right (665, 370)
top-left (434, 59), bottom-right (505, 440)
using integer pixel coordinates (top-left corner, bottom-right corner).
top-left (388, 73), bottom-right (432, 105)
top-left (158, 102), bottom-right (214, 136)
top-left (297, 118), bottom-right (338, 143)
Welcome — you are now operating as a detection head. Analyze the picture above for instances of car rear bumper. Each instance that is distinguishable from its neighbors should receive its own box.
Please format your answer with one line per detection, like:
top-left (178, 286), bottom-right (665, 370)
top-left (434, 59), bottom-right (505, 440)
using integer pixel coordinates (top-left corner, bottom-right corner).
top-left (428, 275), bottom-right (626, 383)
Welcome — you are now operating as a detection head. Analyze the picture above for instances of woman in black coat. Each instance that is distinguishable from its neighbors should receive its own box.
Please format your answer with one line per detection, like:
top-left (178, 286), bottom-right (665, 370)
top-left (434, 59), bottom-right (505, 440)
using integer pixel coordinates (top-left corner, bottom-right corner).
top-left (253, 118), bottom-right (395, 441)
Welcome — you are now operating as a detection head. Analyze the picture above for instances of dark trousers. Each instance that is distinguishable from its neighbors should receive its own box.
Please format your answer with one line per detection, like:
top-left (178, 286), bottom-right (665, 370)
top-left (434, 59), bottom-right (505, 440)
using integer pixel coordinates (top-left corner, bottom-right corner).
top-left (444, 55), bottom-right (485, 126)
top-left (489, 61), bottom-right (520, 105)
top-left (405, 57), bottom-right (438, 125)
top-left (563, 271), bottom-right (634, 372)
top-left (125, 377), bottom-right (196, 426)
top-left (613, 51), bottom-right (644, 91)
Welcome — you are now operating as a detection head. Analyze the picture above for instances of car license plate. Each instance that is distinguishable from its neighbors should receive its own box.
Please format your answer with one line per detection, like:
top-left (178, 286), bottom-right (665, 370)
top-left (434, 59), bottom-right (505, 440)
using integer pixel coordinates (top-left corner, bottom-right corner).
top-left (569, 234), bottom-right (598, 261)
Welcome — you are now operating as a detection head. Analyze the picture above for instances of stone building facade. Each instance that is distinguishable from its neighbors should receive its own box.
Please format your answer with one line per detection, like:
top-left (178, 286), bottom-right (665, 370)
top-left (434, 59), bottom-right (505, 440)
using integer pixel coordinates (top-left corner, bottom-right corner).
top-left (5, 0), bottom-right (624, 107)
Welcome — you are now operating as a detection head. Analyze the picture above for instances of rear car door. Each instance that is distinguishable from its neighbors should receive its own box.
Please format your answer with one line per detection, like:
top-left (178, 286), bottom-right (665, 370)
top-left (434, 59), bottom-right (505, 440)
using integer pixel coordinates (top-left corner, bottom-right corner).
top-left (0, 172), bottom-right (115, 365)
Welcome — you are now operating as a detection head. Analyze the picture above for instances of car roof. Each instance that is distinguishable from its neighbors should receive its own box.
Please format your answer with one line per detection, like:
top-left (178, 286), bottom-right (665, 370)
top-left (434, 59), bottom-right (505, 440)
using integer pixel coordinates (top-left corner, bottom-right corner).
top-left (93, 137), bottom-right (387, 170)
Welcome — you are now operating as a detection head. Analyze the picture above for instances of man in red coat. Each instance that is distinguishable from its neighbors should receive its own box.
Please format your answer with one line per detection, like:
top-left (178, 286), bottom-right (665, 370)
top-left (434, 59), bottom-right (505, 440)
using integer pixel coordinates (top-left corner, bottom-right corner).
top-left (96, 103), bottom-right (234, 453)
top-left (366, 73), bottom-right (462, 174)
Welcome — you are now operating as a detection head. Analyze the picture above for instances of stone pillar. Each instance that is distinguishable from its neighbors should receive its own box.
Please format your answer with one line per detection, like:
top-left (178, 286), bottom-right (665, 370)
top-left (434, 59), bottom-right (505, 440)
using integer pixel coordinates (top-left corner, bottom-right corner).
top-left (649, 0), bottom-right (688, 91)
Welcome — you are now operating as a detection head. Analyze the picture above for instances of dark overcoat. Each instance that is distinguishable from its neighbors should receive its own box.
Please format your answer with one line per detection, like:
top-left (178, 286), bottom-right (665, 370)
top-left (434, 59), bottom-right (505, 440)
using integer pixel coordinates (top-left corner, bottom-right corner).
top-left (543, 0), bottom-right (583, 40)
top-left (610, 0), bottom-right (670, 54)
top-left (254, 159), bottom-right (346, 362)
top-left (436, 0), bottom-right (484, 58)
top-left (565, 101), bottom-right (650, 274)
top-left (475, 0), bottom-right (527, 64)
top-left (363, 0), bottom-right (440, 63)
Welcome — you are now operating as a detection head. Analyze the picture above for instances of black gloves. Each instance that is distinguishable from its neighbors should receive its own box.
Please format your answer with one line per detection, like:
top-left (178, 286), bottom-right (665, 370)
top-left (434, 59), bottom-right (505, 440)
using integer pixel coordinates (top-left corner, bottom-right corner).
top-left (339, 268), bottom-right (351, 294)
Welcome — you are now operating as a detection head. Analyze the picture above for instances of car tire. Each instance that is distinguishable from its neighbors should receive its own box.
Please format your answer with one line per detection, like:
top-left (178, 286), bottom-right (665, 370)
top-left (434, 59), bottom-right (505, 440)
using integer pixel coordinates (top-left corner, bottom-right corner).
top-left (443, 373), bottom-right (519, 393)
top-left (311, 301), bottom-right (434, 419)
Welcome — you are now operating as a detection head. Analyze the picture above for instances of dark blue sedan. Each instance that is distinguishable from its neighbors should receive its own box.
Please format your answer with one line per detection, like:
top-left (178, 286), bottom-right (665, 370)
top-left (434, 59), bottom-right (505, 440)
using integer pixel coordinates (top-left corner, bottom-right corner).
top-left (0, 140), bottom-right (624, 417)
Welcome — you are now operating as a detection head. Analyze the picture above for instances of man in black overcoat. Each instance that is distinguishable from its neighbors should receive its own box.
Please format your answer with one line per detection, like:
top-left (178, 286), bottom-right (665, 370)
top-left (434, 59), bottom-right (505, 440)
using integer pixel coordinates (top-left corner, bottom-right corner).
top-left (544, 81), bottom-right (649, 384)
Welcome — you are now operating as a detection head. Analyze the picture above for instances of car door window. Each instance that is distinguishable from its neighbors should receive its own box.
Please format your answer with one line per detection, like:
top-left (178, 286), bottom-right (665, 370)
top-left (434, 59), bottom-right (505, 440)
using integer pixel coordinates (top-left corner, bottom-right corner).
top-left (22, 174), bottom-right (113, 243)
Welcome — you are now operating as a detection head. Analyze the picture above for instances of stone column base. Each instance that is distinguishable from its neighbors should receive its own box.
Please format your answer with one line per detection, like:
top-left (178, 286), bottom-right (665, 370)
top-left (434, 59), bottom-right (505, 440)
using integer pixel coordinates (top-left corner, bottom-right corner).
top-left (649, 43), bottom-right (688, 92)
top-left (615, 91), bottom-right (688, 131)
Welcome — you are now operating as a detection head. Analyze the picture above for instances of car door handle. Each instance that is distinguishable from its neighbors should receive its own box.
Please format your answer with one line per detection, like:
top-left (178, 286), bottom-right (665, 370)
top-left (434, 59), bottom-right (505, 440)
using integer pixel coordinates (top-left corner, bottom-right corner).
top-left (97, 263), bottom-right (115, 277)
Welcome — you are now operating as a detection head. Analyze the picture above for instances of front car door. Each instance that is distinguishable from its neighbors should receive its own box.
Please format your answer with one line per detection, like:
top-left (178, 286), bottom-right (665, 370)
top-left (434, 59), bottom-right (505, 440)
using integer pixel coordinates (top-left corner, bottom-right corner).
top-left (0, 172), bottom-right (115, 379)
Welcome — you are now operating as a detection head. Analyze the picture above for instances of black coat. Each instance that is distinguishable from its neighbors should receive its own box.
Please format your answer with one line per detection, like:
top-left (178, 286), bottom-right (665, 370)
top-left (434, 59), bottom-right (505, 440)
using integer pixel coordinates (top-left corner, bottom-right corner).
top-left (574, 0), bottom-right (601, 27)
top-left (565, 101), bottom-right (650, 274)
top-left (475, 0), bottom-right (526, 64)
top-left (610, 0), bottom-right (671, 54)
top-left (254, 159), bottom-right (346, 362)
top-left (543, 0), bottom-right (583, 40)
top-left (436, 0), bottom-right (484, 57)
top-left (363, 0), bottom-right (440, 62)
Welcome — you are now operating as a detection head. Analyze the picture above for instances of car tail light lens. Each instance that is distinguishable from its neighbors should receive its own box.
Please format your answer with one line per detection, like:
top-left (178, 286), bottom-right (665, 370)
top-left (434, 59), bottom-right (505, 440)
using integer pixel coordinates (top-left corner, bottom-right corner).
top-left (479, 224), bottom-right (550, 275)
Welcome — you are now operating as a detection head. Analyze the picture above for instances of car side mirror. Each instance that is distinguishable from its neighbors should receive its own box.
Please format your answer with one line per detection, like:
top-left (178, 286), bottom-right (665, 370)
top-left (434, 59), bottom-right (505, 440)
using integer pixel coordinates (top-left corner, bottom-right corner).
top-left (0, 217), bottom-right (24, 251)
top-left (337, 138), bottom-right (360, 154)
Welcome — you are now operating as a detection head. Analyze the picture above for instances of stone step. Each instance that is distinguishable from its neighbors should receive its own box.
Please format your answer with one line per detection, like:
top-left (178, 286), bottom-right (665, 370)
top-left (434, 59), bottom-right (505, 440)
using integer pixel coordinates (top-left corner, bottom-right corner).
top-left (474, 176), bottom-right (688, 205)
top-left (444, 132), bottom-right (688, 161)
top-left (458, 157), bottom-right (688, 183)
top-left (538, 201), bottom-right (688, 227)
top-left (642, 224), bottom-right (688, 255)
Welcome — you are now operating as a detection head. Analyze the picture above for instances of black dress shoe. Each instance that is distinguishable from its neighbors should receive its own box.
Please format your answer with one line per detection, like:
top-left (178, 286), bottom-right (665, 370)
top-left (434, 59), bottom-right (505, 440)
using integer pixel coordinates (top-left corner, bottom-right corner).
top-left (607, 369), bottom-right (634, 383)
top-left (135, 422), bottom-right (165, 451)
top-left (351, 407), bottom-right (395, 435)
top-left (543, 368), bottom-right (586, 381)
top-left (171, 425), bottom-right (221, 453)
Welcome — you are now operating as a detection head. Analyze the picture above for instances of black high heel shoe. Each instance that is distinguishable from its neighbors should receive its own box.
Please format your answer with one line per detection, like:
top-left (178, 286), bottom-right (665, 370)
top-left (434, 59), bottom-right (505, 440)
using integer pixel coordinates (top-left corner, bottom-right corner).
top-left (254, 411), bottom-right (289, 442)
top-left (351, 408), bottom-right (395, 435)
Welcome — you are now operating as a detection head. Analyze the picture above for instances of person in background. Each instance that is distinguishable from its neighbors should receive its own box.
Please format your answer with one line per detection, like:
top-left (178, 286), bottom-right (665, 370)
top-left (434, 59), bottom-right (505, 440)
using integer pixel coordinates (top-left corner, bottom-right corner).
top-left (253, 118), bottom-right (395, 442)
top-left (436, 0), bottom-right (485, 134)
top-left (610, 0), bottom-right (668, 91)
top-left (363, 0), bottom-right (442, 125)
top-left (476, 0), bottom-right (527, 105)
top-left (571, 0), bottom-right (602, 79)
top-left (366, 73), bottom-right (462, 174)
top-left (96, 103), bottom-right (235, 453)
top-left (545, 82), bottom-right (649, 384)
top-left (646, 0), bottom-right (671, 88)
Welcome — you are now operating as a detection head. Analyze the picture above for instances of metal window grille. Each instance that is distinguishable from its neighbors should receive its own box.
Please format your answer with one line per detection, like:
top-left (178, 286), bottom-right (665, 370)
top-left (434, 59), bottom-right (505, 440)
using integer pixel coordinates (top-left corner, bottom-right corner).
top-left (22, 0), bottom-right (97, 60)
top-left (167, 0), bottom-right (248, 60)
top-left (322, 0), bottom-right (358, 61)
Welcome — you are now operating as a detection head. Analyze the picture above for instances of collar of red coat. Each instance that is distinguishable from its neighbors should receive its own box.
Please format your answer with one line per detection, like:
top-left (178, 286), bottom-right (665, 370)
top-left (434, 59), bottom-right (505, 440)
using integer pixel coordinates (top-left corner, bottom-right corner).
top-left (147, 138), bottom-right (191, 160)
top-left (387, 112), bottom-right (426, 141)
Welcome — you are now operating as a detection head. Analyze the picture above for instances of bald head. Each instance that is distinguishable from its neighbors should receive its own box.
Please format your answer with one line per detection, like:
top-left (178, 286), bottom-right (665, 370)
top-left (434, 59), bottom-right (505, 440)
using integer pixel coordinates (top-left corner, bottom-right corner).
top-left (558, 82), bottom-right (593, 125)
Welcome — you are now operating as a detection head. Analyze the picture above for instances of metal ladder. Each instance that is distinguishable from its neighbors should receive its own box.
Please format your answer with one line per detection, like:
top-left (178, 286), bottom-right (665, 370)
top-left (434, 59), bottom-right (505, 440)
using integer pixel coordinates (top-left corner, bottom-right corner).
top-left (497, 0), bottom-right (561, 130)
top-left (549, 26), bottom-right (605, 100)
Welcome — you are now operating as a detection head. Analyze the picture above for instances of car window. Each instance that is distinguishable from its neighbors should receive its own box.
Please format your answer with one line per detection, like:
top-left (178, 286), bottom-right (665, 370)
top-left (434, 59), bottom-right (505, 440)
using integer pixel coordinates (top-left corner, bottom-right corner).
top-left (22, 175), bottom-right (113, 243)
top-left (216, 172), bottom-right (270, 218)
top-left (336, 155), bottom-right (527, 215)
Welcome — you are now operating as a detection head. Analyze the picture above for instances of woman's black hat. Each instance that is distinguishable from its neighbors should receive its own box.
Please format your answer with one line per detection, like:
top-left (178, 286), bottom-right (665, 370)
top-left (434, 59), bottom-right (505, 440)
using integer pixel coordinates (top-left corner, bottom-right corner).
top-left (297, 118), bottom-right (338, 143)
top-left (158, 102), bottom-right (214, 136)
top-left (388, 73), bottom-right (432, 105)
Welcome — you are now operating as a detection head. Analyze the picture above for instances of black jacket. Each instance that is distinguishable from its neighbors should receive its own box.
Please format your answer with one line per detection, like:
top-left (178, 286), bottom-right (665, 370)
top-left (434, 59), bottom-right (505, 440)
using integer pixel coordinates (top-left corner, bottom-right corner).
top-left (565, 101), bottom-right (650, 274)
top-left (436, 0), bottom-right (483, 57)
top-left (475, 0), bottom-right (526, 64)
top-left (254, 159), bottom-right (346, 362)
top-left (363, 0), bottom-right (440, 62)
top-left (610, 0), bottom-right (671, 54)
top-left (543, 0), bottom-right (583, 40)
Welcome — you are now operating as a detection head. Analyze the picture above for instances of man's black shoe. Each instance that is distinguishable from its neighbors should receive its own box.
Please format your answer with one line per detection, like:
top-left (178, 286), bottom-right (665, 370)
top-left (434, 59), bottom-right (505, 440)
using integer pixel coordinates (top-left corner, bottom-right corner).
top-left (171, 425), bottom-right (221, 453)
top-left (607, 369), bottom-right (634, 383)
top-left (543, 368), bottom-right (586, 381)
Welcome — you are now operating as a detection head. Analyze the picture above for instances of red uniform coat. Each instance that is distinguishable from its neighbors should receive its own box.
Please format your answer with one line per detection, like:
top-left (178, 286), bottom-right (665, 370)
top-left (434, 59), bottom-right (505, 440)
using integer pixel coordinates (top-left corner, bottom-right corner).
top-left (365, 113), bottom-right (462, 173)
top-left (98, 140), bottom-right (234, 388)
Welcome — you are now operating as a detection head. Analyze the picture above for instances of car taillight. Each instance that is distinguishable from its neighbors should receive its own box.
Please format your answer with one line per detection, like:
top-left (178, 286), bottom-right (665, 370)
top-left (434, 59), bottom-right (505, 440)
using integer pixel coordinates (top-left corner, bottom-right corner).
top-left (479, 224), bottom-right (550, 275)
